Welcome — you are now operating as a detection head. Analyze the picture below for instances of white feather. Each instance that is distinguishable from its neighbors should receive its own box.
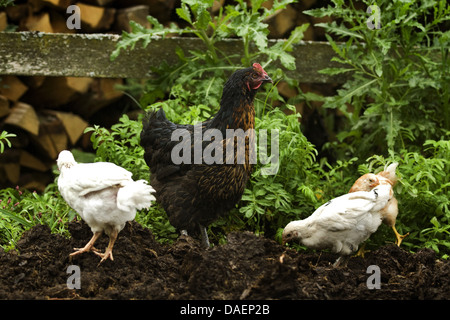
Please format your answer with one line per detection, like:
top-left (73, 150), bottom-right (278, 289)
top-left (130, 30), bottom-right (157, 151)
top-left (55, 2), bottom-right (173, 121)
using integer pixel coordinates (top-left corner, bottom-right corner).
top-left (57, 150), bottom-right (156, 236)
top-left (283, 184), bottom-right (392, 257)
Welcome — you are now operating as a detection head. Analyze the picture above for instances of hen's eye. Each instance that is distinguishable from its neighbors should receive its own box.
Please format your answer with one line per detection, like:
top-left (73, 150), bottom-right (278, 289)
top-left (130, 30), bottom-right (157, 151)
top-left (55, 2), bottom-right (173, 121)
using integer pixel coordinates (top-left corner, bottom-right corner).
top-left (251, 73), bottom-right (258, 79)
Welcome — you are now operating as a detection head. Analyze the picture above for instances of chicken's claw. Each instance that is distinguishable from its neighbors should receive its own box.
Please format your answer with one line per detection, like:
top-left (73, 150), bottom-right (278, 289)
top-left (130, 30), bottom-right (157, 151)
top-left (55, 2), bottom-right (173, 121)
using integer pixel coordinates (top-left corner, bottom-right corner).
top-left (70, 232), bottom-right (102, 257)
top-left (95, 230), bottom-right (118, 265)
top-left (95, 248), bottom-right (114, 265)
top-left (70, 246), bottom-right (99, 256)
top-left (393, 226), bottom-right (409, 247)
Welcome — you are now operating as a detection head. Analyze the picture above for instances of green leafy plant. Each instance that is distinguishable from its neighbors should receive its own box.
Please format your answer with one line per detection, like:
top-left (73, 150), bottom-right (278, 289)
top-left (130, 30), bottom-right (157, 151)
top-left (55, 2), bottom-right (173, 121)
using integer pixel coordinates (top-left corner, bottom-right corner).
top-left (354, 136), bottom-right (450, 257)
top-left (104, 0), bottom-right (450, 257)
top-left (0, 183), bottom-right (72, 251)
top-left (0, 0), bottom-right (14, 8)
top-left (237, 105), bottom-right (318, 237)
top-left (112, 0), bottom-right (309, 108)
top-left (295, 0), bottom-right (450, 257)
top-left (109, 0), bottom-right (317, 244)
top-left (84, 114), bottom-right (149, 180)
top-left (2, 0), bottom-right (449, 259)
top-left (306, 0), bottom-right (450, 159)
top-left (0, 130), bottom-right (16, 153)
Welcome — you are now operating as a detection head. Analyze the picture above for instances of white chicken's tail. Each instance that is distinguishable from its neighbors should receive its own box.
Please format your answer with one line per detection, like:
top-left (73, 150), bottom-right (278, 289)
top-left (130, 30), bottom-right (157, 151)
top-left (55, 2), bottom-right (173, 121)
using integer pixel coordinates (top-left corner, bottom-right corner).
top-left (116, 180), bottom-right (156, 212)
top-left (371, 184), bottom-right (392, 212)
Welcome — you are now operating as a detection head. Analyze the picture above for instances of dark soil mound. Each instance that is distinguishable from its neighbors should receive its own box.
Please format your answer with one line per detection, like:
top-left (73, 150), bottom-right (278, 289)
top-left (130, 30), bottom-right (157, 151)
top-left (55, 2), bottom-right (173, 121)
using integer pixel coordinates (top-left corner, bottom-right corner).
top-left (0, 221), bottom-right (448, 300)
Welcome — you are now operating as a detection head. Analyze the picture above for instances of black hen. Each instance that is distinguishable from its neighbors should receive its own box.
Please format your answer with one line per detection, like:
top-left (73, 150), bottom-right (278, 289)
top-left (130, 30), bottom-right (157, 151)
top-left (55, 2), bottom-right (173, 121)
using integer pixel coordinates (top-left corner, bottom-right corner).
top-left (140, 63), bottom-right (272, 247)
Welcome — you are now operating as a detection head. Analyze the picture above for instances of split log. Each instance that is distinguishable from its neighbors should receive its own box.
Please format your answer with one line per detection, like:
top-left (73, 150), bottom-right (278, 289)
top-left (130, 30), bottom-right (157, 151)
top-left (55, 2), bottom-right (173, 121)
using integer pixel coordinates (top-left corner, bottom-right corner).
top-left (21, 77), bottom-right (93, 108)
top-left (45, 110), bottom-right (88, 145)
top-left (23, 12), bottom-right (54, 33)
top-left (49, 9), bottom-right (77, 33)
top-left (75, 2), bottom-right (116, 31)
top-left (0, 150), bottom-right (22, 185)
top-left (277, 81), bottom-right (298, 99)
top-left (3, 163), bottom-right (20, 185)
top-left (21, 76), bottom-right (46, 89)
top-left (20, 150), bottom-right (49, 172)
top-left (310, 15), bottom-right (333, 39)
top-left (76, 78), bottom-right (123, 118)
top-left (114, 5), bottom-right (150, 32)
top-left (299, 0), bottom-right (317, 10)
top-left (20, 176), bottom-right (50, 192)
top-left (32, 112), bottom-right (68, 160)
top-left (211, 0), bottom-right (225, 13)
top-left (5, 4), bottom-right (28, 23)
top-left (81, 0), bottom-right (116, 6)
top-left (4, 102), bottom-right (39, 136)
top-left (270, 4), bottom-right (298, 37)
top-left (278, 81), bottom-right (304, 114)
top-left (28, 0), bottom-right (46, 13)
top-left (0, 76), bottom-right (28, 102)
top-left (0, 11), bottom-right (7, 31)
top-left (296, 13), bottom-right (315, 41)
top-left (41, 0), bottom-right (74, 10)
top-left (115, 0), bottom-right (176, 24)
top-left (0, 95), bottom-right (9, 118)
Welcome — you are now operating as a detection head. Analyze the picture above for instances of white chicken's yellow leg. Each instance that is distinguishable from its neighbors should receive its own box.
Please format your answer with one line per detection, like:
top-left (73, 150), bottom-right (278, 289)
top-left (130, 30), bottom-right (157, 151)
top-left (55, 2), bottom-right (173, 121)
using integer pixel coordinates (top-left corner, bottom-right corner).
top-left (95, 229), bottom-right (118, 263)
top-left (354, 243), bottom-right (369, 258)
top-left (393, 225), bottom-right (409, 247)
top-left (70, 231), bottom-right (102, 256)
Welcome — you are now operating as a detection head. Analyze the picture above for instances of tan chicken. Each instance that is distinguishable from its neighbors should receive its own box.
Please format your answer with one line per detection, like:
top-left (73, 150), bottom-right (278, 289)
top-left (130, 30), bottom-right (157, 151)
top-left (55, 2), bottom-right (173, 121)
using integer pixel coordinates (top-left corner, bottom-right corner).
top-left (349, 162), bottom-right (409, 246)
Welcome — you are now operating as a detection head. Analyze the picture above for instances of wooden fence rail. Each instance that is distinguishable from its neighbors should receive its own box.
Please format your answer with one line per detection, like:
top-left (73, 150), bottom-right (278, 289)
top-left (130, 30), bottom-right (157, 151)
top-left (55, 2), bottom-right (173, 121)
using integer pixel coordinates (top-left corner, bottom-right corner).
top-left (0, 32), bottom-right (343, 83)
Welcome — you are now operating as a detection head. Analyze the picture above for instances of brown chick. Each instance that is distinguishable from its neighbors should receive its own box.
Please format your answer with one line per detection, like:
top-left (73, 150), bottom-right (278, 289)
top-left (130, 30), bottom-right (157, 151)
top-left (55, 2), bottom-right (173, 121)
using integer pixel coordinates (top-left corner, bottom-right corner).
top-left (349, 162), bottom-right (409, 246)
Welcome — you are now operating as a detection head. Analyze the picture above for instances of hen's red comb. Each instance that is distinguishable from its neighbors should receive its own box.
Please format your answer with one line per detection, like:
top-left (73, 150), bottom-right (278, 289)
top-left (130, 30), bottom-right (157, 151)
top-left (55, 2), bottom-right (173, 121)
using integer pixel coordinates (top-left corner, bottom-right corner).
top-left (252, 63), bottom-right (267, 75)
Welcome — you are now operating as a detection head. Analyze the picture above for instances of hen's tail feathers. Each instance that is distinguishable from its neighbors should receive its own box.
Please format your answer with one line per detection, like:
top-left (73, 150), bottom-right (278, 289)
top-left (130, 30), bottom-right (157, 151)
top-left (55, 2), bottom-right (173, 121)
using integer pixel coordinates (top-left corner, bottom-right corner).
top-left (141, 108), bottom-right (170, 149)
top-left (142, 108), bottom-right (167, 130)
top-left (117, 180), bottom-right (156, 212)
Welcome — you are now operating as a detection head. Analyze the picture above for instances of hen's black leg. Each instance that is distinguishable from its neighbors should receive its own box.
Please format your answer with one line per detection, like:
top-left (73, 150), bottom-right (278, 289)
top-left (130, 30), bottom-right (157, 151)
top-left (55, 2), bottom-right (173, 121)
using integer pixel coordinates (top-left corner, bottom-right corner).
top-left (199, 225), bottom-right (210, 248)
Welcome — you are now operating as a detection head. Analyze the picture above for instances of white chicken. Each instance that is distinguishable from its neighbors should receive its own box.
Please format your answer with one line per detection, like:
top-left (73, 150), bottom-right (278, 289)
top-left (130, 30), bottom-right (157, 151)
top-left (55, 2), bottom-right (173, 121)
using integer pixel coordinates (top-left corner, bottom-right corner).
top-left (57, 150), bottom-right (156, 263)
top-left (282, 184), bottom-right (392, 267)
top-left (349, 162), bottom-right (409, 246)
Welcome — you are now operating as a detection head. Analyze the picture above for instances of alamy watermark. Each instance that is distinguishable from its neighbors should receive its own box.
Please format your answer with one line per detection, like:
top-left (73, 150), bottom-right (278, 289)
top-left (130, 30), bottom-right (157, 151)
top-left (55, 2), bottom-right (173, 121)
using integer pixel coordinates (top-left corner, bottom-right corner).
top-left (366, 265), bottom-right (381, 289)
top-left (66, 5), bottom-right (81, 30)
top-left (66, 265), bottom-right (81, 289)
top-left (170, 125), bottom-right (280, 176)
top-left (367, 5), bottom-right (381, 30)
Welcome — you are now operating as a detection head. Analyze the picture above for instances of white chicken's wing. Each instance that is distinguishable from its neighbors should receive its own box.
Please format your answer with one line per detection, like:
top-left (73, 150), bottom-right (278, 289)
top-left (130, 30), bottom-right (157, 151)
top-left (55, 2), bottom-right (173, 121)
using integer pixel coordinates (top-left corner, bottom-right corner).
top-left (57, 150), bottom-right (155, 264)
top-left (282, 184), bottom-right (392, 267)
top-left (57, 152), bottom-right (132, 196)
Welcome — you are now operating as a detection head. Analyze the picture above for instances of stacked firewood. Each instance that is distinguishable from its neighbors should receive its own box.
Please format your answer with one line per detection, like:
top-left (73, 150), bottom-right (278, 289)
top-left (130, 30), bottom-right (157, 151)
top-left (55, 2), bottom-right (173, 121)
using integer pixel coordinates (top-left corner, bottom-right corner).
top-left (0, 0), bottom-right (178, 191)
top-left (0, 0), bottom-right (329, 191)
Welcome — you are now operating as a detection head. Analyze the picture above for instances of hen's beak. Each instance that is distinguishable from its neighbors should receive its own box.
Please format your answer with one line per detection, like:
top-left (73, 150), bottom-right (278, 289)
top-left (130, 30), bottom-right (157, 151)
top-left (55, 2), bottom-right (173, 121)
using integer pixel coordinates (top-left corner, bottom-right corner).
top-left (262, 74), bottom-right (273, 83)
